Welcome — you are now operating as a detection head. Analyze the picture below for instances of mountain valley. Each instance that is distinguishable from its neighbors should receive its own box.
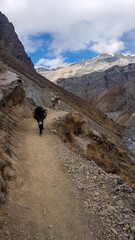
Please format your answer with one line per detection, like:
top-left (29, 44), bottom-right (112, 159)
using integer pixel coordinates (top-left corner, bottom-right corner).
top-left (0, 11), bottom-right (135, 240)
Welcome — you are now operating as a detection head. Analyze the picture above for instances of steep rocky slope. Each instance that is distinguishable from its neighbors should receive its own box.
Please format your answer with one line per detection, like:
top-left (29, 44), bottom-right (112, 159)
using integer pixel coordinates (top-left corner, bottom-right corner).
top-left (57, 64), bottom-right (135, 123)
top-left (0, 61), bottom-right (26, 205)
top-left (117, 100), bottom-right (135, 125)
top-left (0, 51), bottom-right (135, 184)
top-left (0, 50), bottom-right (122, 136)
top-left (37, 54), bottom-right (135, 81)
top-left (0, 51), bottom-right (135, 240)
top-left (0, 12), bottom-right (33, 68)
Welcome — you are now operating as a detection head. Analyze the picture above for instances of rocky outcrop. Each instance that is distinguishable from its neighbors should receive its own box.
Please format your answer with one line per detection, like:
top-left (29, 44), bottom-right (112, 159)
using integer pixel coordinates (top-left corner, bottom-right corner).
top-left (0, 12), bottom-right (33, 68)
top-left (26, 86), bottom-right (44, 106)
top-left (0, 68), bottom-right (26, 205)
top-left (117, 100), bottom-right (135, 125)
top-left (0, 70), bottom-right (25, 107)
top-left (96, 85), bottom-right (134, 113)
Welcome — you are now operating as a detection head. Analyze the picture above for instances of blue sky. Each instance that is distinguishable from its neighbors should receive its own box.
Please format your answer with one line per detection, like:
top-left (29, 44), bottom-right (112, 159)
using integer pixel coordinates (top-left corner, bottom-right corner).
top-left (28, 33), bottom-right (98, 67)
top-left (1, 0), bottom-right (135, 69)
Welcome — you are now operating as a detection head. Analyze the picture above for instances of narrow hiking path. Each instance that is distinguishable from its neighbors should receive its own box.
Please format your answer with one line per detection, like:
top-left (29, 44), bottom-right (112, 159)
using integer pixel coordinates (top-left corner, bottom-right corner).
top-left (1, 110), bottom-right (95, 240)
top-left (1, 110), bottom-right (135, 240)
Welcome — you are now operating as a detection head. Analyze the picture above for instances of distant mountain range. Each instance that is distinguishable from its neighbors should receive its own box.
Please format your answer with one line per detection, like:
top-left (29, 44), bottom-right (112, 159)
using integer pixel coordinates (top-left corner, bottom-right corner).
top-left (36, 53), bottom-right (135, 82)
top-left (56, 63), bottom-right (135, 125)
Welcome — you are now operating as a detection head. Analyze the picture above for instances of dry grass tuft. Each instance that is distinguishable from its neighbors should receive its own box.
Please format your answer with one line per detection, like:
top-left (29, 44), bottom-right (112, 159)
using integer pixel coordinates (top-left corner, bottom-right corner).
top-left (87, 128), bottom-right (94, 137)
top-left (54, 113), bottom-right (85, 144)
top-left (90, 142), bottom-right (97, 152)
top-left (0, 150), bottom-right (4, 160)
top-left (108, 138), bottom-right (115, 146)
top-left (54, 113), bottom-right (135, 189)
top-left (88, 144), bottom-right (117, 174)
top-left (117, 147), bottom-right (125, 156)
top-left (87, 135), bottom-right (135, 189)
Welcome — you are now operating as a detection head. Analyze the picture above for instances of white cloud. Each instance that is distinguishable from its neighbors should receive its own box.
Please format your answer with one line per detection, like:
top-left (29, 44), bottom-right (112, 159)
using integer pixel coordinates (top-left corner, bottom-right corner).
top-left (20, 36), bottom-right (44, 53)
top-left (35, 56), bottom-right (68, 69)
top-left (91, 39), bottom-right (124, 54)
top-left (1, 0), bottom-right (135, 54)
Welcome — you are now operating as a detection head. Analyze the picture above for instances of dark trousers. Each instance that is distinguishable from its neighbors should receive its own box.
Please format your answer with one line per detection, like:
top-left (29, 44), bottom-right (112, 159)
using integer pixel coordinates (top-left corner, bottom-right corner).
top-left (37, 119), bottom-right (44, 129)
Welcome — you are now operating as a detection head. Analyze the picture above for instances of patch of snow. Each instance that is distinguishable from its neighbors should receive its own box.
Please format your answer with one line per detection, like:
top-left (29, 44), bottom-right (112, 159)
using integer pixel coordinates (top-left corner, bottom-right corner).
top-left (67, 62), bottom-right (77, 66)
top-left (35, 66), bottom-right (50, 70)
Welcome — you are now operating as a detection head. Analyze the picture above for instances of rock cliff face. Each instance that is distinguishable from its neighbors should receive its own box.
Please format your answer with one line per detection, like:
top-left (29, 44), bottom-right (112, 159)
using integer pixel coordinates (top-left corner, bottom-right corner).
top-left (117, 100), bottom-right (135, 125)
top-left (0, 70), bottom-right (25, 107)
top-left (0, 12), bottom-right (33, 68)
top-left (57, 64), bottom-right (135, 115)
top-left (0, 65), bottom-right (26, 205)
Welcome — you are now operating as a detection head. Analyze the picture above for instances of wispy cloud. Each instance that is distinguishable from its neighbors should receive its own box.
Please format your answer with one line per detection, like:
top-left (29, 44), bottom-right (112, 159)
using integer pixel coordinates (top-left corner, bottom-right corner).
top-left (20, 35), bottom-right (44, 53)
top-left (1, 0), bottom-right (135, 55)
top-left (90, 39), bottom-right (124, 54)
top-left (35, 56), bottom-right (68, 69)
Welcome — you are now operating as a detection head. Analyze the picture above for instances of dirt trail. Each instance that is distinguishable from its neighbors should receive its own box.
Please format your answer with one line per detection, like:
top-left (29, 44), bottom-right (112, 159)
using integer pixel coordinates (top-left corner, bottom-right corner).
top-left (1, 110), bottom-right (94, 240)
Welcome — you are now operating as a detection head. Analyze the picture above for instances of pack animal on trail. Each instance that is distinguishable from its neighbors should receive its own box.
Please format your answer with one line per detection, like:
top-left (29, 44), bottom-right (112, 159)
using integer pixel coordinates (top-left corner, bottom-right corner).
top-left (33, 106), bottom-right (47, 135)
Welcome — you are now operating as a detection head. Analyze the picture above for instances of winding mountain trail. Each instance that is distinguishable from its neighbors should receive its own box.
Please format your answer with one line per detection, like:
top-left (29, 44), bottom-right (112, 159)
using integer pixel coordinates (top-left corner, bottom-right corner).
top-left (1, 109), bottom-right (135, 240)
top-left (1, 110), bottom-right (96, 240)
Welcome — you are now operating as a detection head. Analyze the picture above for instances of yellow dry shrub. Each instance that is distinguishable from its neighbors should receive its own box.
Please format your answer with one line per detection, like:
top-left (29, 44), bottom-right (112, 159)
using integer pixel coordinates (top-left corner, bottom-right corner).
top-left (108, 137), bottom-right (115, 146)
top-left (120, 173), bottom-right (135, 189)
top-left (117, 147), bottom-right (125, 156)
top-left (56, 113), bottom-right (85, 144)
top-left (90, 142), bottom-right (97, 152)
top-left (67, 141), bottom-right (75, 152)
top-left (87, 128), bottom-right (94, 138)
top-left (0, 150), bottom-right (4, 160)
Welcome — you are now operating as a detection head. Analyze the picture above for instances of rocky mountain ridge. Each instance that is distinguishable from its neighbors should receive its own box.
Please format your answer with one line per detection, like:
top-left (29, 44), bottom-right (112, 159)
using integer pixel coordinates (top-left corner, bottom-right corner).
top-left (0, 12), bottom-right (33, 68)
top-left (57, 63), bottom-right (135, 125)
top-left (37, 53), bottom-right (135, 81)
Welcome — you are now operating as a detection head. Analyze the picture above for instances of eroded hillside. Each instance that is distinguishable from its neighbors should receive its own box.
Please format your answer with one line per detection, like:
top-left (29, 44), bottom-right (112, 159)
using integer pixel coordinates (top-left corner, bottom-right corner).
top-left (0, 56), bottom-right (135, 239)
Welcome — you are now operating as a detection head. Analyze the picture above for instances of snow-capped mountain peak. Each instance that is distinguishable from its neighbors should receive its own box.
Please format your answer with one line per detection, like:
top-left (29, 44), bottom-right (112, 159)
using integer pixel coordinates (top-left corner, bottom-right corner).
top-left (36, 53), bottom-right (135, 82)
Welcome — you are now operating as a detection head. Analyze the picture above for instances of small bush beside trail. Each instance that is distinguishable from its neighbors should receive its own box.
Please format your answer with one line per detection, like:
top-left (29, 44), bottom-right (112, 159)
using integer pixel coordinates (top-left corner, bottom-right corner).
top-left (54, 113), bottom-right (85, 143)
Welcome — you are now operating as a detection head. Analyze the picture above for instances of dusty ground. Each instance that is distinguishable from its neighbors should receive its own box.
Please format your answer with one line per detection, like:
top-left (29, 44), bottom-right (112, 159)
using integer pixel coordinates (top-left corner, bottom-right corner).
top-left (0, 110), bottom-right (98, 240)
top-left (0, 109), bottom-right (135, 240)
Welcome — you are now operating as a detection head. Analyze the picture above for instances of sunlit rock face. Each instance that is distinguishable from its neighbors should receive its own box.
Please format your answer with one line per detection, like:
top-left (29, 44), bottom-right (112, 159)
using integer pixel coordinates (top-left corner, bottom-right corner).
top-left (0, 70), bottom-right (25, 107)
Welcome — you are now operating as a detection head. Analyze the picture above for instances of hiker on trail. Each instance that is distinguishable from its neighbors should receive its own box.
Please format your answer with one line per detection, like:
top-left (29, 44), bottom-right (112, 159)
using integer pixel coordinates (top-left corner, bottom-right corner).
top-left (33, 106), bottom-right (47, 135)
top-left (51, 94), bottom-right (60, 111)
